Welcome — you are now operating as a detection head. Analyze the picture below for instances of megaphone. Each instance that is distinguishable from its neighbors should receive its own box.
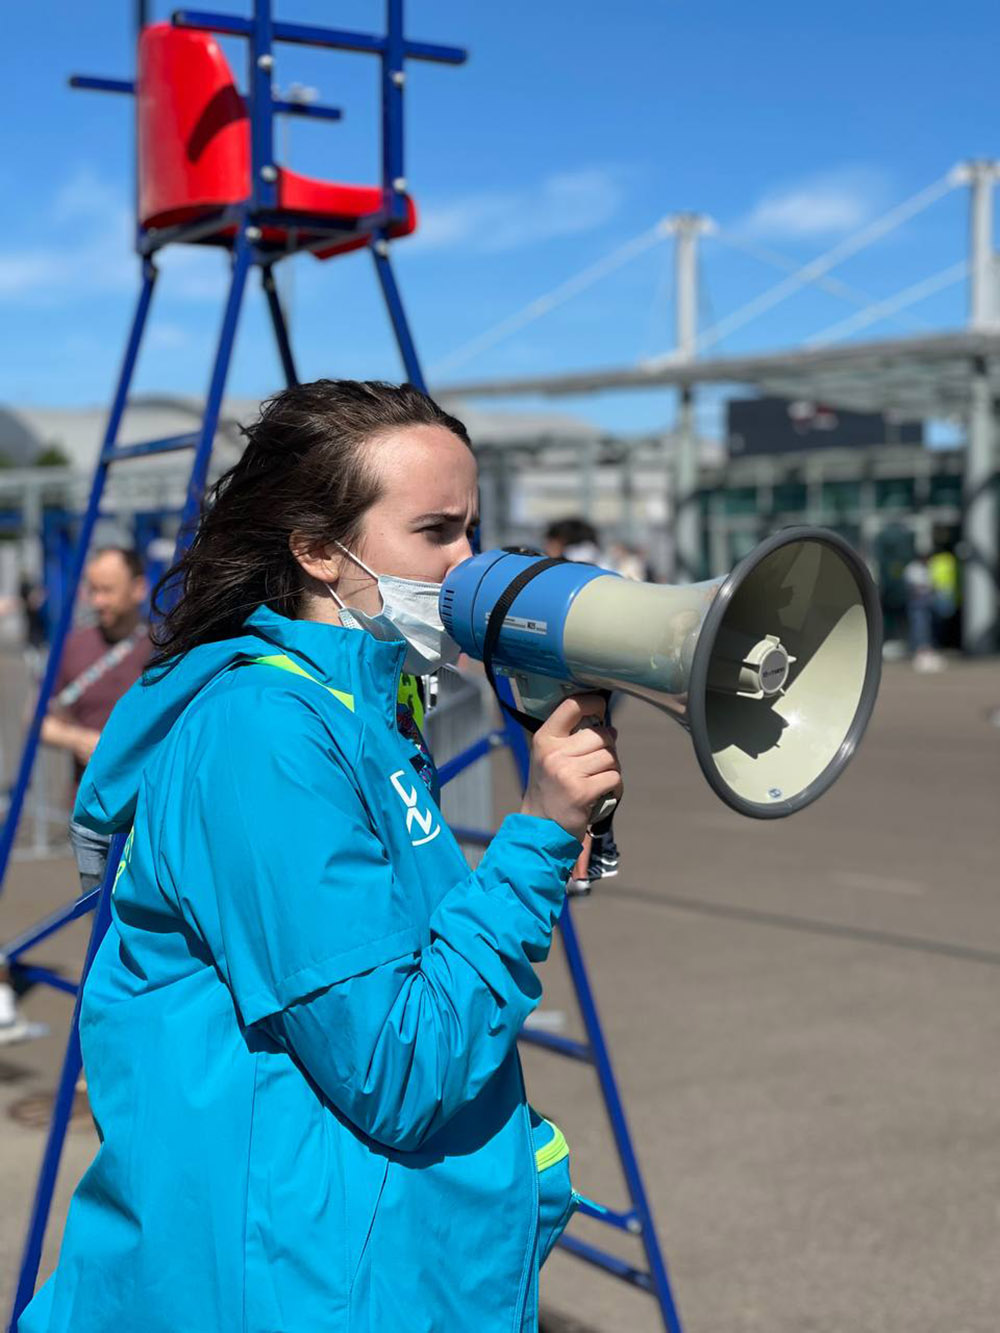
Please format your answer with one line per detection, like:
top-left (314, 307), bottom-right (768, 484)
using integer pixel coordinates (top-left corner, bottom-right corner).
top-left (441, 527), bottom-right (882, 819)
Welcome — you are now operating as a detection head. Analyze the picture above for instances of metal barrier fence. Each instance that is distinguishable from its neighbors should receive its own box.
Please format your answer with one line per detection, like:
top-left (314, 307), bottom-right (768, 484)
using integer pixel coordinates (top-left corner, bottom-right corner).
top-left (423, 665), bottom-right (494, 863)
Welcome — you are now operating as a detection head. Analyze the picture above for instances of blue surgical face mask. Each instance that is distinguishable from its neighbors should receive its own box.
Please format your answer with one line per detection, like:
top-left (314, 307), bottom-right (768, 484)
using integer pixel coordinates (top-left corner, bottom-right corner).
top-left (327, 543), bottom-right (461, 676)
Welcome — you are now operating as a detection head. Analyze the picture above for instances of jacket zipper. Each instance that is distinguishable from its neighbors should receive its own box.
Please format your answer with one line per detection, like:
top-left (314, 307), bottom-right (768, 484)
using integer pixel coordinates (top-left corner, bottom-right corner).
top-left (512, 1090), bottom-right (540, 1331)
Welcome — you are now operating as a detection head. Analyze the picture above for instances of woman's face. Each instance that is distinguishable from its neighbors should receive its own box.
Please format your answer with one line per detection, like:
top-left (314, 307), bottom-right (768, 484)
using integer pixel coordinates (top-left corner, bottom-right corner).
top-left (327, 423), bottom-right (479, 618)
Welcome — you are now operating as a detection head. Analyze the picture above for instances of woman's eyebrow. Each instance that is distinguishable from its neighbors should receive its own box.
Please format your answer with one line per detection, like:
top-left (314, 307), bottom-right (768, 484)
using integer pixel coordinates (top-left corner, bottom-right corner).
top-left (413, 509), bottom-right (480, 525)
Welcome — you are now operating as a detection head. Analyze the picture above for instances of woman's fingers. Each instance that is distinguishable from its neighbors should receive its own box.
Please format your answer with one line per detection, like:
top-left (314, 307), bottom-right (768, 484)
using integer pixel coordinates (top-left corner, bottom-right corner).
top-left (557, 724), bottom-right (618, 756)
top-left (521, 693), bottom-right (622, 842)
top-left (570, 746), bottom-right (622, 779)
top-left (584, 771), bottom-right (624, 805)
top-left (538, 693), bottom-right (607, 739)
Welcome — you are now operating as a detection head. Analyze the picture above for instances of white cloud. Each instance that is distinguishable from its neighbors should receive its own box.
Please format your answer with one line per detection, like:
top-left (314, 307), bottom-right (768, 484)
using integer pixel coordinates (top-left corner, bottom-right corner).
top-left (0, 252), bottom-right (70, 297)
top-left (157, 247), bottom-right (230, 302)
top-left (147, 322), bottom-right (190, 350)
top-left (412, 168), bottom-right (625, 254)
top-left (0, 166), bottom-right (228, 306)
top-left (740, 168), bottom-right (889, 240)
top-left (51, 166), bottom-right (125, 226)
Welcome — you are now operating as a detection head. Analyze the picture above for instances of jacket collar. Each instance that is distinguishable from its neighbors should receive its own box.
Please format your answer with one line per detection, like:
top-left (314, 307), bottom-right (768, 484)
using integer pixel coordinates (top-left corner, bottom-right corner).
top-left (245, 604), bottom-right (406, 728)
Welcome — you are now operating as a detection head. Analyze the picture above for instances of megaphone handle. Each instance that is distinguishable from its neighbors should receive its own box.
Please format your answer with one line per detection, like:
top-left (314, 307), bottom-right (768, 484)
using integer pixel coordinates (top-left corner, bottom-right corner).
top-left (574, 712), bottom-right (620, 834)
top-left (589, 794), bottom-right (618, 835)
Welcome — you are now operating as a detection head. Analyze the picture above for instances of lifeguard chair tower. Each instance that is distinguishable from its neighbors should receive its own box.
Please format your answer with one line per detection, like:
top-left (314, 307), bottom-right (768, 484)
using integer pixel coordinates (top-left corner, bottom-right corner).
top-left (3, 7), bottom-right (684, 1331)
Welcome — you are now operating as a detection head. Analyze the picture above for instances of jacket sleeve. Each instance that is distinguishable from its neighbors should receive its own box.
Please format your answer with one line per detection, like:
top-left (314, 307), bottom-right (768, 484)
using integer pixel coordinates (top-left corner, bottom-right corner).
top-left (162, 686), bottom-right (581, 1152)
top-left (267, 810), bottom-right (578, 1151)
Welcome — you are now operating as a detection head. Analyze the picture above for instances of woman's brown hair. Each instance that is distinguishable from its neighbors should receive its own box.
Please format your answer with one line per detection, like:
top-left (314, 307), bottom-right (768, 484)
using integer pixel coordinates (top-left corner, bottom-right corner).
top-left (149, 379), bottom-right (470, 668)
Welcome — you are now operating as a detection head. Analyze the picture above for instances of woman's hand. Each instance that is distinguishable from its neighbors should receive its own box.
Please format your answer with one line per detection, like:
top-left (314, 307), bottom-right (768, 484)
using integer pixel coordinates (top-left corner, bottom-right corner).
top-left (520, 693), bottom-right (623, 843)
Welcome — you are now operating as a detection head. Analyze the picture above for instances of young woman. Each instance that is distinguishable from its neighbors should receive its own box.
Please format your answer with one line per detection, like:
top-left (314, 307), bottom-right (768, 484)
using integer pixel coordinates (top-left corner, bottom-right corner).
top-left (22, 380), bottom-right (623, 1333)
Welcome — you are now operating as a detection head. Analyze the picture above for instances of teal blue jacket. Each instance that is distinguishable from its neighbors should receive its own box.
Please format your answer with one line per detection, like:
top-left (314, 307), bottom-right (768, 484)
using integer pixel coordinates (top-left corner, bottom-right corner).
top-left (21, 606), bottom-right (581, 1333)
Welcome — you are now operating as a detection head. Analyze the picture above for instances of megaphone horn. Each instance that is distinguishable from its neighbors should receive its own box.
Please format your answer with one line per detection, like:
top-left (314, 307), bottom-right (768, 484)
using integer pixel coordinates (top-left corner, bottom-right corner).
top-left (440, 527), bottom-right (883, 819)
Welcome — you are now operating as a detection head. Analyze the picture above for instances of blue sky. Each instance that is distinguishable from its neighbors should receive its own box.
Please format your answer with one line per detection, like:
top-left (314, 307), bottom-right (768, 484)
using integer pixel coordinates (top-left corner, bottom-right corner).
top-left (2, 0), bottom-right (998, 434)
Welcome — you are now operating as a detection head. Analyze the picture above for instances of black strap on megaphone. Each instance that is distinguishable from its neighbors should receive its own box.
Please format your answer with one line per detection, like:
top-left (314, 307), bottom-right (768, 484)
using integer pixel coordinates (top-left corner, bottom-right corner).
top-left (482, 554), bottom-right (566, 733)
top-left (482, 551), bottom-right (617, 836)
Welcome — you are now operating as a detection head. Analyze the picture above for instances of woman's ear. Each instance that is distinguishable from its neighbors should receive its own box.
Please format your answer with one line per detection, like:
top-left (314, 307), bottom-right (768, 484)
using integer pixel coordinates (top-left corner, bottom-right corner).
top-left (289, 532), bottom-right (340, 586)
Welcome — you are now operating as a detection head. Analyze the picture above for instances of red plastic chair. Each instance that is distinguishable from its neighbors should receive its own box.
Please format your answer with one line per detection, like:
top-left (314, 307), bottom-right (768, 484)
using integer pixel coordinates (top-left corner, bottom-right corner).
top-left (137, 23), bottom-right (417, 257)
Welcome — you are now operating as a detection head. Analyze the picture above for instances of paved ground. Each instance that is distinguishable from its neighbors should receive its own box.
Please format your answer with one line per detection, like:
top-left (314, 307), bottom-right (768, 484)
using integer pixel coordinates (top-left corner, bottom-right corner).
top-left (1, 656), bottom-right (998, 1332)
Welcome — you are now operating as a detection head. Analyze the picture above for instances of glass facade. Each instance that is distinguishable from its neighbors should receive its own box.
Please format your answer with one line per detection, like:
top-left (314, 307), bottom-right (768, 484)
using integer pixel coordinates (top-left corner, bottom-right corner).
top-left (821, 480), bottom-right (861, 516)
top-left (875, 477), bottom-right (916, 510)
top-left (697, 445), bottom-right (967, 599)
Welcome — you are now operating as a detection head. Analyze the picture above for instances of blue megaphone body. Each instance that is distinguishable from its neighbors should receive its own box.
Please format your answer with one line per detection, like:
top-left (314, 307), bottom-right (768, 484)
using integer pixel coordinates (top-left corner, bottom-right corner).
top-left (440, 548), bottom-right (616, 686)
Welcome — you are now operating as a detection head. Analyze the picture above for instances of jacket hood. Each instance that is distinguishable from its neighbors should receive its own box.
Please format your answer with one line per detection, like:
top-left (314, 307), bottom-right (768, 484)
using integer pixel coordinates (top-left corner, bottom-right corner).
top-left (74, 605), bottom-right (406, 835)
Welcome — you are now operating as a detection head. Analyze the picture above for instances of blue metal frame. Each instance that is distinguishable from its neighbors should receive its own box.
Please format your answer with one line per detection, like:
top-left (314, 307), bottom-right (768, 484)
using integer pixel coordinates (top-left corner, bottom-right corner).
top-left (181, 231), bottom-right (254, 533)
top-left (4, 7), bottom-right (683, 1330)
top-left (171, 9), bottom-right (467, 65)
top-left (262, 265), bottom-right (299, 387)
top-left (68, 78), bottom-right (344, 121)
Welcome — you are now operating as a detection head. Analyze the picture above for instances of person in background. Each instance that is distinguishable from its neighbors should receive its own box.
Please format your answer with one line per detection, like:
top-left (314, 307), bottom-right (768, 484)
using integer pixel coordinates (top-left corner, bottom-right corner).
top-left (544, 515), bottom-right (604, 566)
top-left (544, 517), bottom-right (620, 893)
top-left (607, 539), bottom-right (657, 583)
top-left (0, 961), bottom-right (44, 1046)
top-left (902, 550), bottom-right (945, 673)
top-left (42, 547), bottom-right (152, 892)
top-left (1, 556), bottom-right (147, 1046)
top-left (18, 575), bottom-right (49, 678)
top-left (928, 542), bottom-right (960, 651)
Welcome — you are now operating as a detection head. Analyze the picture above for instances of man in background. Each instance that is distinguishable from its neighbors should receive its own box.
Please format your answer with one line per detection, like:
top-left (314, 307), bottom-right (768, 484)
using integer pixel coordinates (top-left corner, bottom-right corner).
top-left (2, 548), bottom-right (152, 1045)
top-left (928, 541), bottom-right (960, 651)
top-left (18, 574), bottom-right (49, 677)
top-left (42, 547), bottom-right (152, 892)
top-left (902, 549), bottom-right (945, 674)
top-left (544, 516), bottom-right (604, 566)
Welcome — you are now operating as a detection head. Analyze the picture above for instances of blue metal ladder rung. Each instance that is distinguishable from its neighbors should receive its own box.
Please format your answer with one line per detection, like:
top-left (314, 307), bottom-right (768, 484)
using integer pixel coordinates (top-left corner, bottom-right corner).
top-left (68, 75), bottom-right (345, 124)
top-left (519, 1026), bottom-right (592, 1063)
top-left (102, 432), bottom-right (201, 463)
top-left (12, 966), bottom-right (78, 998)
top-left (4, 891), bottom-right (100, 965)
top-left (171, 8), bottom-right (468, 65)
top-left (576, 1200), bottom-right (642, 1233)
top-left (559, 1234), bottom-right (655, 1293)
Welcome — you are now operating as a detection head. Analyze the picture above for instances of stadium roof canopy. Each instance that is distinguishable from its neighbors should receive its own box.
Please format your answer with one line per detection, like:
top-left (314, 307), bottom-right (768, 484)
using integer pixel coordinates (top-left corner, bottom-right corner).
top-left (435, 329), bottom-right (1000, 420)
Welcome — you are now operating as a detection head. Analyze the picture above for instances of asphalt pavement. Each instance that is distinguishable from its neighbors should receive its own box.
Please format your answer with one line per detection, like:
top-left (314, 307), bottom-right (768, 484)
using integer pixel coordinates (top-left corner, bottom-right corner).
top-left (1, 656), bottom-right (998, 1332)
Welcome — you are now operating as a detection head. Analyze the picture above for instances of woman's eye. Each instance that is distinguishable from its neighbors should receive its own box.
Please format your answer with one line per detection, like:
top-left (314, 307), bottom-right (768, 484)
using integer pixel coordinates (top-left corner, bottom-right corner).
top-left (418, 522), bottom-right (476, 542)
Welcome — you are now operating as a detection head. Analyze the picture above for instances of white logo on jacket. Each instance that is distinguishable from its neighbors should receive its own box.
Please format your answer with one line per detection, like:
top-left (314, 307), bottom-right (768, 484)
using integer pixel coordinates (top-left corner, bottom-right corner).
top-left (389, 770), bottom-right (441, 847)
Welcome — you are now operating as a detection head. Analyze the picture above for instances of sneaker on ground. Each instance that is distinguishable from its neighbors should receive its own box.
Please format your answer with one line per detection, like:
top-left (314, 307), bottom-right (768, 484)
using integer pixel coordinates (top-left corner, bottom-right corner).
top-left (0, 980), bottom-right (49, 1047)
top-left (588, 830), bottom-right (620, 879)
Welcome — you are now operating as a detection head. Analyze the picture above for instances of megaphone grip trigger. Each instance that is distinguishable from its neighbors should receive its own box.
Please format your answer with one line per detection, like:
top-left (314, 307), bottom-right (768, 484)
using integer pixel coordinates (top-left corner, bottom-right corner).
top-left (589, 794), bottom-right (618, 835)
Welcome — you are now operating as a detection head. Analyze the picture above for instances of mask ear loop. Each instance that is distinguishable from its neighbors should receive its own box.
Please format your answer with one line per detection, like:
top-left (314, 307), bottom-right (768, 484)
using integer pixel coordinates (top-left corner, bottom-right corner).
top-left (335, 541), bottom-right (379, 581)
top-left (333, 541), bottom-right (388, 616)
